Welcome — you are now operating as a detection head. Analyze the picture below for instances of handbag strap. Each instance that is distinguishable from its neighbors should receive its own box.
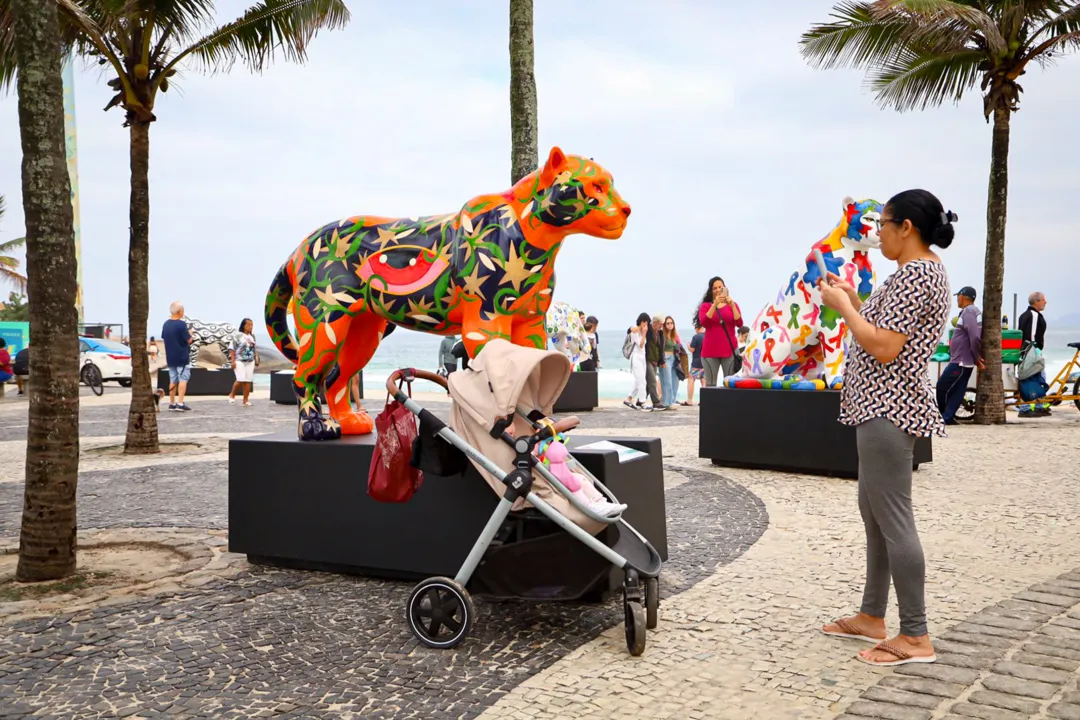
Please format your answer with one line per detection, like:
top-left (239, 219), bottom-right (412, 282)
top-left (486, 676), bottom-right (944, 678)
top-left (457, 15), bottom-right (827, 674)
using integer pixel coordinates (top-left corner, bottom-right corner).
top-left (718, 313), bottom-right (737, 356)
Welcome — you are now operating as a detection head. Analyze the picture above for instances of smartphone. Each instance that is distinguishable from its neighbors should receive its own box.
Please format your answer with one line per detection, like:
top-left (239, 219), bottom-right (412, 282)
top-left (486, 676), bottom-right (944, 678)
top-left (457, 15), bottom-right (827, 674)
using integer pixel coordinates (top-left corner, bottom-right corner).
top-left (813, 249), bottom-right (829, 284)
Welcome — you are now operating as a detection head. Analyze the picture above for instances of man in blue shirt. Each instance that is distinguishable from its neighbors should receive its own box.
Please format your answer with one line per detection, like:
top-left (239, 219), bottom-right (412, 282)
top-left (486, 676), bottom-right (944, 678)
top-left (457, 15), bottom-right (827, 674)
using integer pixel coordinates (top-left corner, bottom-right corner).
top-left (936, 286), bottom-right (983, 425)
top-left (161, 301), bottom-right (194, 411)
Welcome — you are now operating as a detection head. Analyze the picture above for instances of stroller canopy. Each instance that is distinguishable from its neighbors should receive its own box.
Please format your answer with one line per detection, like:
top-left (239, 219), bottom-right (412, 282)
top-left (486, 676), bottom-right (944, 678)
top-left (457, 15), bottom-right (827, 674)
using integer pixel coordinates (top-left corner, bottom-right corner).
top-left (448, 339), bottom-right (571, 431)
top-left (447, 340), bottom-right (603, 534)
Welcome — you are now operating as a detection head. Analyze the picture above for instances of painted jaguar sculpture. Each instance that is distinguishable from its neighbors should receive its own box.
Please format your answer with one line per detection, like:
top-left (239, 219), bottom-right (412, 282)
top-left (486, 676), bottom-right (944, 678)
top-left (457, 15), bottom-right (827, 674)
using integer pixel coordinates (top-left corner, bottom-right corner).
top-left (738, 197), bottom-right (882, 388)
top-left (265, 146), bottom-right (631, 441)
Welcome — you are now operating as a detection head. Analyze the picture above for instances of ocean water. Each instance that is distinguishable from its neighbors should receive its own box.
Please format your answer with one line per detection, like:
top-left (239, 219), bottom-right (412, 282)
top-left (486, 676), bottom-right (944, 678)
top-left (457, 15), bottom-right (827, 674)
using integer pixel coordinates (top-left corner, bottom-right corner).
top-left (254, 325), bottom-right (1080, 399)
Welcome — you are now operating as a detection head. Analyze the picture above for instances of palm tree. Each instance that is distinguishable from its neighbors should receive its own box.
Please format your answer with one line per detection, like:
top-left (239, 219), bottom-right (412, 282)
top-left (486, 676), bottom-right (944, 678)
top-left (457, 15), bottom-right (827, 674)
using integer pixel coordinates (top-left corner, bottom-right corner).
top-left (0, 195), bottom-right (29, 293)
top-left (800, 0), bottom-right (1079, 424)
top-left (0, 0), bottom-right (350, 453)
top-left (10, 0), bottom-right (81, 581)
top-left (509, 0), bottom-right (538, 184)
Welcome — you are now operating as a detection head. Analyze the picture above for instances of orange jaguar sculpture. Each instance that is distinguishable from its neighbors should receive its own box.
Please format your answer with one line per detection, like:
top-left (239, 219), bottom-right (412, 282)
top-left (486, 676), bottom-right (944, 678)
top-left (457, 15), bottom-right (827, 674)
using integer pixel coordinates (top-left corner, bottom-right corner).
top-left (265, 146), bottom-right (630, 440)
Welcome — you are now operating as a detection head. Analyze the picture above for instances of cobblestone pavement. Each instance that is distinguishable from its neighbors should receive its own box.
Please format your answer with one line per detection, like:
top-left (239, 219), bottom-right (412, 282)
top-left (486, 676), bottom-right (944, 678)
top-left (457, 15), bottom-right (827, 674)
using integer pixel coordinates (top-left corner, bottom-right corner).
top-left (476, 411), bottom-right (1080, 719)
top-left (834, 567), bottom-right (1080, 720)
top-left (2, 395), bottom-right (1078, 719)
top-left (0, 394), bottom-right (699, 443)
top-left (0, 461), bottom-right (765, 718)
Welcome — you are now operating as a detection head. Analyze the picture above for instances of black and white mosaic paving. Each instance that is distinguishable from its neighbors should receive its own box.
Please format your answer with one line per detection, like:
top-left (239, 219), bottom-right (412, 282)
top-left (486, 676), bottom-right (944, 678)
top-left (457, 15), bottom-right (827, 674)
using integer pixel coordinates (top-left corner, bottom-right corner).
top-left (0, 397), bottom-right (767, 719)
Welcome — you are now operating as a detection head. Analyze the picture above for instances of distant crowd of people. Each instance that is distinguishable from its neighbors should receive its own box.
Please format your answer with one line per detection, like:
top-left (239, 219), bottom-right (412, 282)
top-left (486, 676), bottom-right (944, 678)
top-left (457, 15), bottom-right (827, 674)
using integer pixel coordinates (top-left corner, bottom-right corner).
top-left (437, 313), bottom-right (602, 376)
top-left (623, 277), bottom-right (750, 412)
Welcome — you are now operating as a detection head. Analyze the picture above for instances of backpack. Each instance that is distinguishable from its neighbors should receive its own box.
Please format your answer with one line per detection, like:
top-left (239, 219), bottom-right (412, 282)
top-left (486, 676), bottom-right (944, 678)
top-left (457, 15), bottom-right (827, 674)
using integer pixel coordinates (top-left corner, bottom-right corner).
top-left (621, 332), bottom-right (635, 360)
top-left (1016, 341), bottom-right (1045, 381)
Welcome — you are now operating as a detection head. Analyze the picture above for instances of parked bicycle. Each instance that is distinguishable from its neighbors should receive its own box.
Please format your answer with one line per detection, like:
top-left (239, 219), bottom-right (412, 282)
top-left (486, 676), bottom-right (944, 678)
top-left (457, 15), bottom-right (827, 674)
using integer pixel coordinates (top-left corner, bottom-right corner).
top-left (81, 358), bottom-right (104, 396)
top-left (955, 341), bottom-right (1080, 420)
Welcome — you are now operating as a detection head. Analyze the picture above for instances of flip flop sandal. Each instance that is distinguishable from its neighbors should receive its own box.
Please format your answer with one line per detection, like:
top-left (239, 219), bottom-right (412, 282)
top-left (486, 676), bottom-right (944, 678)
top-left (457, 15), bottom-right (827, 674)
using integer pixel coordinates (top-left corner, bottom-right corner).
top-left (821, 618), bottom-right (885, 644)
top-left (857, 641), bottom-right (937, 667)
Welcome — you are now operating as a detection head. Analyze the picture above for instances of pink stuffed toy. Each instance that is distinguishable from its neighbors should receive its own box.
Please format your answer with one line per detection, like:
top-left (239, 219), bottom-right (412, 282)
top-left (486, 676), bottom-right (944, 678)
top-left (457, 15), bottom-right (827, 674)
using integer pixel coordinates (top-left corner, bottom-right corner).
top-left (543, 441), bottom-right (626, 517)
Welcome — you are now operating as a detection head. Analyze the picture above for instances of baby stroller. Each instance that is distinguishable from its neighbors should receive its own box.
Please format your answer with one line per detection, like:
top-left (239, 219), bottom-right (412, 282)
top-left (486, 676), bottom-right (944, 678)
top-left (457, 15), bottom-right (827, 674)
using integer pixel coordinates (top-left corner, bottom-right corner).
top-left (385, 339), bottom-right (663, 656)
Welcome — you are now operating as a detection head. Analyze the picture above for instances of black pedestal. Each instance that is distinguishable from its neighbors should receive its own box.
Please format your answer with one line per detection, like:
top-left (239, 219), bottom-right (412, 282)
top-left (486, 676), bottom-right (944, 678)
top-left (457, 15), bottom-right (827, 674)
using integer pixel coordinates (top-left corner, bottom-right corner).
top-left (699, 387), bottom-right (932, 479)
top-left (228, 431), bottom-right (666, 595)
top-left (553, 371), bottom-right (599, 413)
top-left (156, 367), bottom-right (236, 396)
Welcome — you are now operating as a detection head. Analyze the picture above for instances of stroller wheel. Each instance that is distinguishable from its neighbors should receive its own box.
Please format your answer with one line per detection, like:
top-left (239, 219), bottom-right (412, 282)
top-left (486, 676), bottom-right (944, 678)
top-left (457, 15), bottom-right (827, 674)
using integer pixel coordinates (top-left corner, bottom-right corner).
top-left (624, 600), bottom-right (647, 656)
top-left (407, 577), bottom-right (475, 649)
top-left (645, 577), bottom-right (659, 630)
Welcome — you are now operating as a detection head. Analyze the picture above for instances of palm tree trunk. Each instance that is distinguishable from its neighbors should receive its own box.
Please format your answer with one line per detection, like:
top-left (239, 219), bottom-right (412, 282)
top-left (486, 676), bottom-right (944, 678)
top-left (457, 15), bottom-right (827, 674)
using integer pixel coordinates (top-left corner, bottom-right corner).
top-left (12, 0), bottom-right (82, 582)
top-left (974, 106), bottom-right (1010, 425)
top-left (123, 122), bottom-right (159, 453)
top-left (509, 0), bottom-right (538, 184)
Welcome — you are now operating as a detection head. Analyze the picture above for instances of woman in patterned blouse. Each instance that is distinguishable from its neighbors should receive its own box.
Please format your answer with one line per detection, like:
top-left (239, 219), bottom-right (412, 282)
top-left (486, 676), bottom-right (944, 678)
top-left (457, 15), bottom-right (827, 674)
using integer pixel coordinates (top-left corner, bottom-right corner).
top-left (818, 189), bottom-right (955, 667)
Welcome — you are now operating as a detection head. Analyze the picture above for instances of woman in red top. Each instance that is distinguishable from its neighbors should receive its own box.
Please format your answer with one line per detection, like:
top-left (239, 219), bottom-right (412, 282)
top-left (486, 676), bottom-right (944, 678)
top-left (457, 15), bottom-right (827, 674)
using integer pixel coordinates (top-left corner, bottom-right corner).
top-left (696, 276), bottom-right (742, 387)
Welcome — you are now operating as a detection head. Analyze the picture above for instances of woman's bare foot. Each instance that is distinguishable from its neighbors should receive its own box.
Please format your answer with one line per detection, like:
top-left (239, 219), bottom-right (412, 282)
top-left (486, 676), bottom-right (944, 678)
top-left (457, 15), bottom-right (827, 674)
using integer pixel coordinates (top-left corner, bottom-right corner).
top-left (858, 633), bottom-right (935, 665)
top-left (822, 612), bottom-right (887, 642)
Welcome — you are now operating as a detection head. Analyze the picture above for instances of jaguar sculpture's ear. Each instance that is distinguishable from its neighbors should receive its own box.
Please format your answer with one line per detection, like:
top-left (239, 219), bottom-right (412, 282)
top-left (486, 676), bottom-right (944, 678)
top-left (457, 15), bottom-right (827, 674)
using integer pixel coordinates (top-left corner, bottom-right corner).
top-left (539, 146), bottom-right (569, 186)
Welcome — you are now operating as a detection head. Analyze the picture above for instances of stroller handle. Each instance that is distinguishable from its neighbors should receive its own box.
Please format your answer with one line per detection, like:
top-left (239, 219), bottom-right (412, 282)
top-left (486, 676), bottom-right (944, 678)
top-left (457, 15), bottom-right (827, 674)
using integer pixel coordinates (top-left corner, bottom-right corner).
top-left (548, 416), bottom-right (580, 435)
top-left (386, 368), bottom-right (448, 394)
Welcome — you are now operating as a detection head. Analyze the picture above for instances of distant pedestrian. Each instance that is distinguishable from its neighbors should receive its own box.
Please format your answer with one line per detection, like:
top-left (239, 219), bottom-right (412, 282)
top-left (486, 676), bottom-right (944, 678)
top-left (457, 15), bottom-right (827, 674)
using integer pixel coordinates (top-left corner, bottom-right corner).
top-left (936, 286), bottom-right (983, 425)
top-left (147, 336), bottom-right (159, 368)
top-left (580, 316), bottom-right (600, 372)
top-left (0, 339), bottom-right (11, 387)
top-left (438, 334), bottom-right (458, 376)
top-left (1018, 292), bottom-right (1050, 417)
top-left (737, 326), bottom-right (750, 356)
top-left (697, 277), bottom-right (742, 386)
top-left (13, 345), bottom-right (28, 396)
top-left (228, 318), bottom-right (259, 406)
top-left (162, 301), bottom-right (194, 412)
top-left (645, 315), bottom-right (664, 408)
top-left (685, 323), bottom-right (705, 406)
top-left (623, 313), bottom-right (649, 410)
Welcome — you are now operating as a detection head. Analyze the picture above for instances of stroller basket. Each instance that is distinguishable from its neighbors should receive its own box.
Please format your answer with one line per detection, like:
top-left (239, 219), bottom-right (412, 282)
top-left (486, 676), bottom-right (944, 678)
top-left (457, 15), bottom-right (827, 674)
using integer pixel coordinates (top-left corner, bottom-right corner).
top-left (384, 339), bottom-right (663, 657)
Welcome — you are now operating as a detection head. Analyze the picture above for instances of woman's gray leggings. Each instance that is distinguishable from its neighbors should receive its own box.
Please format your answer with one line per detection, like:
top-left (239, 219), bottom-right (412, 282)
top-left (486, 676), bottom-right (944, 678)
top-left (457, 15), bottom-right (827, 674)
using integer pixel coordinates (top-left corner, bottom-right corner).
top-left (702, 356), bottom-right (736, 387)
top-left (856, 418), bottom-right (927, 637)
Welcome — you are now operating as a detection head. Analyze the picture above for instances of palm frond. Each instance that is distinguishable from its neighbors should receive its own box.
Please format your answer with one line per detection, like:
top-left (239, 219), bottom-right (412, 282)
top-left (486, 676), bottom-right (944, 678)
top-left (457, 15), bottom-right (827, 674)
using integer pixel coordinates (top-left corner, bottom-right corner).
top-left (0, 266), bottom-right (27, 294)
top-left (800, 0), bottom-right (911, 69)
top-left (871, 45), bottom-right (984, 110)
top-left (0, 235), bottom-right (25, 253)
top-left (0, 236), bottom-right (25, 254)
top-left (1033, 2), bottom-right (1080, 40)
top-left (872, 0), bottom-right (1007, 55)
top-left (0, 0), bottom-right (16, 90)
top-left (148, 0), bottom-right (215, 44)
top-left (164, 0), bottom-right (349, 77)
top-left (0, 255), bottom-right (19, 268)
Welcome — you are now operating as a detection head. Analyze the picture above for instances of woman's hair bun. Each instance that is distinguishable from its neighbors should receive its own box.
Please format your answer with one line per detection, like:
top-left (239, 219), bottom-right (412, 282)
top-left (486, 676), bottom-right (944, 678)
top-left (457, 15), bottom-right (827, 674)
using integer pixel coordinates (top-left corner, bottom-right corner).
top-left (931, 223), bottom-right (955, 248)
top-left (931, 209), bottom-right (957, 248)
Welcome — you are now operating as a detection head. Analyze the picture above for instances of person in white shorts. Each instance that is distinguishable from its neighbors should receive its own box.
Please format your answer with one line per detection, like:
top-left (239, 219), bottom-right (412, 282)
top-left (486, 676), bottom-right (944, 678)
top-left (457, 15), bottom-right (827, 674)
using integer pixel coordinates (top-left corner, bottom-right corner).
top-left (228, 318), bottom-right (260, 406)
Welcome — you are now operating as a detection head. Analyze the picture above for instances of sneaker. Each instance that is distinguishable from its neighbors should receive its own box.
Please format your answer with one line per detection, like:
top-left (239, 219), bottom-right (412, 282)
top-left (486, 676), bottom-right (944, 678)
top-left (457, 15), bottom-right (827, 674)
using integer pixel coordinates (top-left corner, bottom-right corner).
top-left (1018, 409), bottom-right (1036, 418)
top-left (243, 401), bottom-right (253, 407)
top-left (1035, 406), bottom-right (1052, 416)
top-left (177, 404), bottom-right (193, 412)
top-left (228, 398), bottom-right (236, 404)
top-left (168, 404), bottom-right (178, 411)
top-left (623, 400), bottom-right (635, 409)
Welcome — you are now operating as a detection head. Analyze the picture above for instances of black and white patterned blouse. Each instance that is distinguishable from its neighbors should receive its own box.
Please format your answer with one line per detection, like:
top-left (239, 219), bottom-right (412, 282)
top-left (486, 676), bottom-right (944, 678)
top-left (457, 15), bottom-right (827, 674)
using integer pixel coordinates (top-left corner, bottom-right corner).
top-left (840, 258), bottom-right (951, 437)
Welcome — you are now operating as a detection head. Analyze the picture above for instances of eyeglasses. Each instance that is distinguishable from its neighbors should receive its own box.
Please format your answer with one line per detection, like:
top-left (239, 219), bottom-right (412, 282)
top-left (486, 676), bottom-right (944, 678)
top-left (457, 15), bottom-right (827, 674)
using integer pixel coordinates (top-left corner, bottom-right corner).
top-left (874, 217), bottom-right (903, 230)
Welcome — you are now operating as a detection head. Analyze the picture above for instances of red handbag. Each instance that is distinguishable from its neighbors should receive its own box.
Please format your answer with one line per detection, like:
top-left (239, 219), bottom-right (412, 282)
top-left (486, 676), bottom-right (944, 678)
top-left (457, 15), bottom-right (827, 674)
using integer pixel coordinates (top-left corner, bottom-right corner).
top-left (368, 377), bottom-right (423, 503)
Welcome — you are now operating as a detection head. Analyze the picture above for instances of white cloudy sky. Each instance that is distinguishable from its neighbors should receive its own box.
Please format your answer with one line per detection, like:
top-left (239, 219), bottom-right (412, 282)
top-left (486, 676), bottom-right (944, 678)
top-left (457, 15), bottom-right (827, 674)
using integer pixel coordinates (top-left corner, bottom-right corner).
top-left (1, 0), bottom-right (1078, 341)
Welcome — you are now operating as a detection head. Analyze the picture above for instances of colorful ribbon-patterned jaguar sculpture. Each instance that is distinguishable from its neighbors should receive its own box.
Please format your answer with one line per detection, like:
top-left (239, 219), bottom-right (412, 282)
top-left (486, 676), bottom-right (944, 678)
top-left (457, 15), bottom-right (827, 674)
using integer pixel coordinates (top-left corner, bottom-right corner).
top-left (733, 197), bottom-right (882, 390)
top-left (265, 146), bottom-right (631, 440)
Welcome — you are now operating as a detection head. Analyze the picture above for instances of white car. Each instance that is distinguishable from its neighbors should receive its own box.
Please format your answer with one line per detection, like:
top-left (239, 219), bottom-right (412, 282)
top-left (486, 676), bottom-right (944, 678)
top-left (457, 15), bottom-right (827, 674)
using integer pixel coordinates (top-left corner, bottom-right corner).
top-left (79, 336), bottom-right (132, 387)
